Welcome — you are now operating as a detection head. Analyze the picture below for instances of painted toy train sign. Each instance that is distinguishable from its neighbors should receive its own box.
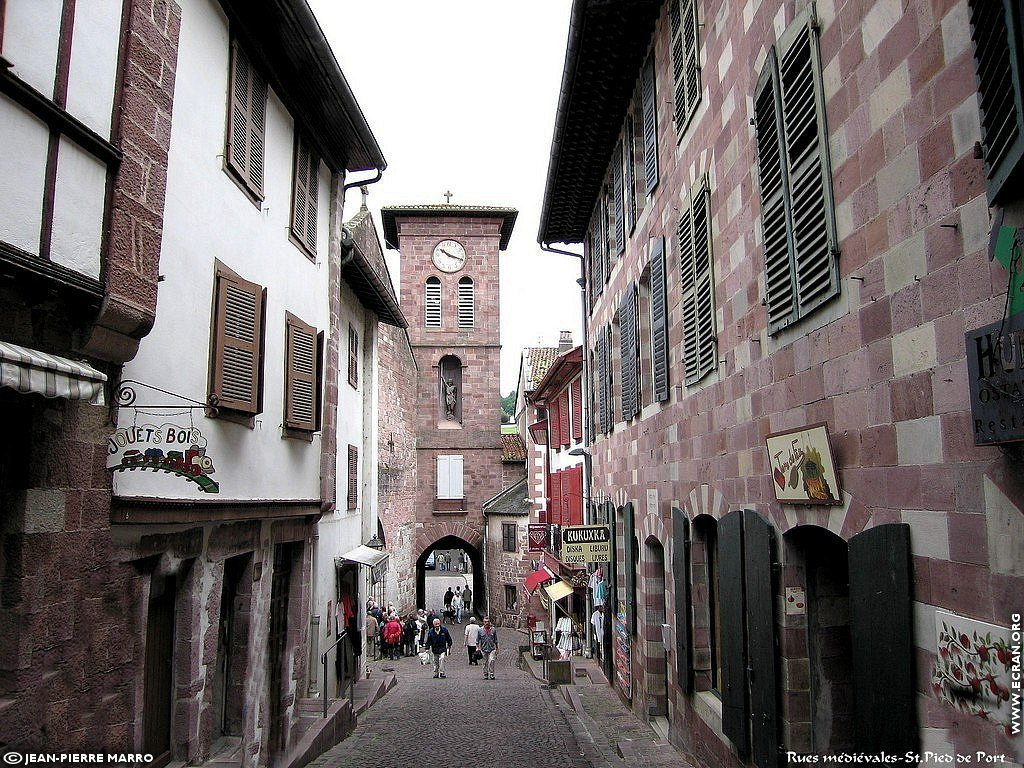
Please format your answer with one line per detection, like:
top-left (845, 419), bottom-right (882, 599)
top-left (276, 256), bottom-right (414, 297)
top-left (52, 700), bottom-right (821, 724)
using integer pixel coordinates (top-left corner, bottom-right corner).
top-left (107, 422), bottom-right (219, 493)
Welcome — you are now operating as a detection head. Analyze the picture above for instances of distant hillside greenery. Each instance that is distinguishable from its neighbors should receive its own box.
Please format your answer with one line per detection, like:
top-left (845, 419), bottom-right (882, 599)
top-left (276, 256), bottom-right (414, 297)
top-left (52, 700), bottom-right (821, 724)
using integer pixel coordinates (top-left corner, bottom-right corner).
top-left (501, 390), bottom-right (516, 421)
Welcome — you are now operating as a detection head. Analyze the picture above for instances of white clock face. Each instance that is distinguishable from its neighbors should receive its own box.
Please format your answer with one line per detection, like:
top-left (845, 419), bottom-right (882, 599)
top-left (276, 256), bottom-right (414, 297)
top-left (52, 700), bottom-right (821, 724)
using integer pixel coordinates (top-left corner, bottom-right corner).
top-left (432, 240), bottom-right (467, 273)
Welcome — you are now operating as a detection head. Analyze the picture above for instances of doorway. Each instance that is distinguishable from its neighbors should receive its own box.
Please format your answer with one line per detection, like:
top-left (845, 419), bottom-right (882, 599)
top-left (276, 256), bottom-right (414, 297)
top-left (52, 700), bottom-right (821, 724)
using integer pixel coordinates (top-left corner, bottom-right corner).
top-left (143, 573), bottom-right (177, 768)
top-left (644, 536), bottom-right (669, 730)
top-left (268, 543), bottom-right (298, 757)
top-left (212, 555), bottom-right (250, 747)
top-left (416, 536), bottom-right (482, 620)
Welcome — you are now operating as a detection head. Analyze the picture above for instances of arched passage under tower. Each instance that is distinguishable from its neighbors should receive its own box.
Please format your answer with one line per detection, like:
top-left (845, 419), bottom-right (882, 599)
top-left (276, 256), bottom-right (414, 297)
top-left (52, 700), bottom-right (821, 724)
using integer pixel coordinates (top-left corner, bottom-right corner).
top-left (415, 535), bottom-right (485, 620)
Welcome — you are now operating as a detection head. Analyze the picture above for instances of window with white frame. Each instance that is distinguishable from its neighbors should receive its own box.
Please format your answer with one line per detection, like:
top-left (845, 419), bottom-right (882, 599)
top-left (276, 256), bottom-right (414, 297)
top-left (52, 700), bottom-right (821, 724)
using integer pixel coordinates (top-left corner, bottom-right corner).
top-left (436, 454), bottom-right (464, 500)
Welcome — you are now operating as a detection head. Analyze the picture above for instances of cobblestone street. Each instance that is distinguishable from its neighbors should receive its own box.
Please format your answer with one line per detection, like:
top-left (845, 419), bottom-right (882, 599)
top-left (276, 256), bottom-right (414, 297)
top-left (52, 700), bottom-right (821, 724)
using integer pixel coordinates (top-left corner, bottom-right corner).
top-left (310, 646), bottom-right (590, 768)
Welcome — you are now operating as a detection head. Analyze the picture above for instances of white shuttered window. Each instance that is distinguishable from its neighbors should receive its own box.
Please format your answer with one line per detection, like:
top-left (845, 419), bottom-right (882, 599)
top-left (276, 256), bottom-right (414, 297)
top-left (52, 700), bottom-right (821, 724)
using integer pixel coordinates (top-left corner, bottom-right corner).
top-left (437, 455), bottom-right (464, 500)
top-left (425, 277), bottom-right (442, 328)
top-left (458, 277), bottom-right (474, 327)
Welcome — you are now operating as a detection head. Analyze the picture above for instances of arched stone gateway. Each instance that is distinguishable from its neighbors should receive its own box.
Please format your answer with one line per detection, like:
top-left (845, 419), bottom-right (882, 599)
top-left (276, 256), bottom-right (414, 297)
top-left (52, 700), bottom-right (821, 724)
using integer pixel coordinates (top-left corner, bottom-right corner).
top-left (414, 533), bottom-right (485, 619)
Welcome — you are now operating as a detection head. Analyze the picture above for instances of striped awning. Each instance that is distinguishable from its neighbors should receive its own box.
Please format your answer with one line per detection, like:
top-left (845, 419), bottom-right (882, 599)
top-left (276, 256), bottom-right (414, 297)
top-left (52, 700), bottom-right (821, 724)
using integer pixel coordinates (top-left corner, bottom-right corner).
top-left (0, 341), bottom-right (107, 404)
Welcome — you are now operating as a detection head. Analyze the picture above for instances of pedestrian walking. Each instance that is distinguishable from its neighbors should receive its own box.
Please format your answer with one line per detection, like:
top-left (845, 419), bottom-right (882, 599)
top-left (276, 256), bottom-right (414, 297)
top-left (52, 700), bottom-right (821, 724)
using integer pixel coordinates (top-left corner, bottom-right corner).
top-left (452, 588), bottom-right (464, 624)
top-left (464, 617), bottom-right (480, 664)
top-left (462, 585), bottom-right (472, 613)
top-left (365, 610), bottom-right (380, 660)
top-left (443, 587), bottom-right (454, 609)
top-left (425, 617), bottom-right (453, 678)
top-left (590, 605), bottom-right (604, 661)
top-left (403, 614), bottom-right (418, 656)
top-left (477, 617), bottom-right (499, 679)
top-left (382, 614), bottom-right (403, 660)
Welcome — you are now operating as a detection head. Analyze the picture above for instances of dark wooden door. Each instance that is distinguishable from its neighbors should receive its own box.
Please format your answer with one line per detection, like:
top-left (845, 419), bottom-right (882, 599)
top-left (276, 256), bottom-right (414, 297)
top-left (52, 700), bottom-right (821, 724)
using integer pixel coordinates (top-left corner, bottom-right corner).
top-left (622, 502), bottom-right (637, 635)
top-left (268, 544), bottom-right (294, 757)
top-left (718, 509), bottom-right (748, 755)
top-left (143, 574), bottom-right (176, 768)
top-left (849, 524), bottom-right (916, 754)
top-left (743, 509), bottom-right (780, 768)
top-left (604, 502), bottom-right (617, 682)
top-left (672, 508), bottom-right (692, 695)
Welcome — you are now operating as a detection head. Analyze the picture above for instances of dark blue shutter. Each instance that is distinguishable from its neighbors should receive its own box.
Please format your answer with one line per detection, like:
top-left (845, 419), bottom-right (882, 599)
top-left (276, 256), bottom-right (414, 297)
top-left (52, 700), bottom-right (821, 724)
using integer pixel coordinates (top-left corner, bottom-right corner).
top-left (718, 509), bottom-right (749, 754)
top-left (672, 507), bottom-right (692, 694)
top-left (613, 143), bottom-right (625, 256)
top-left (596, 328), bottom-right (608, 435)
top-left (743, 510), bottom-right (779, 768)
top-left (619, 287), bottom-right (638, 420)
top-left (968, 0), bottom-right (1024, 203)
top-left (625, 116), bottom-right (637, 233)
top-left (593, 202), bottom-right (606, 298)
top-left (650, 237), bottom-right (669, 401)
top-left (849, 524), bottom-right (917, 755)
top-left (642, 54), bottom-right (659, 194)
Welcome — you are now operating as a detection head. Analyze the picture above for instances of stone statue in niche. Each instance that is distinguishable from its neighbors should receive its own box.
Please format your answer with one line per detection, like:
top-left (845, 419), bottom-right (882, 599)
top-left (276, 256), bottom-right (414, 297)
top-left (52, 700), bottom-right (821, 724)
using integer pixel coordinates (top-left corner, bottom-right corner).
top-left (444, 378), bottom-right (458, 421)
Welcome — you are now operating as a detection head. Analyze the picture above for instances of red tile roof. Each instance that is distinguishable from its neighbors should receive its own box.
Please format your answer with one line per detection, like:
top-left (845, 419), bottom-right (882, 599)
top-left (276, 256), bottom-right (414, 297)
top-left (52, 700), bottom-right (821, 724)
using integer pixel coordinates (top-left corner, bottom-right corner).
top-left (501, 433), bottom-right (527, 462)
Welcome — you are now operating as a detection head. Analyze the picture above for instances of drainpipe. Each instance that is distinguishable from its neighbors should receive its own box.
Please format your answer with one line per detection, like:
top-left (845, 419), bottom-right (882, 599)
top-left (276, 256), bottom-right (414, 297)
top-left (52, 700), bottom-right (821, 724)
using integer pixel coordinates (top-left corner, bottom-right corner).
top-left (540, 241), bottom-right (590, 656)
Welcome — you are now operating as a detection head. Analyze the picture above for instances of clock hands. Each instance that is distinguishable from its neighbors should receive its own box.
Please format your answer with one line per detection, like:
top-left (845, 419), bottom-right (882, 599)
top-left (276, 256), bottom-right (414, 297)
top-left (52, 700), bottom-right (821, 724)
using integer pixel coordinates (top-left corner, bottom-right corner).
top-left (440, 248), bottom-right (464, 262)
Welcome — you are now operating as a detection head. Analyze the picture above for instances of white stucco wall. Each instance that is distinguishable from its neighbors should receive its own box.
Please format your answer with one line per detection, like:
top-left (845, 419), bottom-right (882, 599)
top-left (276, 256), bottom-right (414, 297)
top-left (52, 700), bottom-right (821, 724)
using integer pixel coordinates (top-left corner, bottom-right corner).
top-left (50, 138), bottom-right (105, 278)
top-left (65, 0), bottom-right (123, 139)
top-left (2, 0), bottom-right (63, 98)
top-left (114, 0), bottom-right (333, 502)
top-left (0, 99), bottom-right (48, 254)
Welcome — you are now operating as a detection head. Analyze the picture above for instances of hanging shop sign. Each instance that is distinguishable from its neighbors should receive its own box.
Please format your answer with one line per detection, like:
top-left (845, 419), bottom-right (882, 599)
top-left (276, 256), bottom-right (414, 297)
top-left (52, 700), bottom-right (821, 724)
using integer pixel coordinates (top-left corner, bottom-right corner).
top-left (107, 422), bottom-right (219, 493)
top-left (528, 523), bottom-right (548, 552)
top-left (765, 422), bottom-right (842, 505)
top-left (965, 313), bottom-right (1024, 445)
top-left (560, 525), bottom-right (611, 564)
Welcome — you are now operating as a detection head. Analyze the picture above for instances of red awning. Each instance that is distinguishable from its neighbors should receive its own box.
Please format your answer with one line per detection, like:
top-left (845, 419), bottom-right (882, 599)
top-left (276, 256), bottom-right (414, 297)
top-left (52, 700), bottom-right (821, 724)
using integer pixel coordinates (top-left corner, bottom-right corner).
top-left (524, 565), bottom-right (555, 593)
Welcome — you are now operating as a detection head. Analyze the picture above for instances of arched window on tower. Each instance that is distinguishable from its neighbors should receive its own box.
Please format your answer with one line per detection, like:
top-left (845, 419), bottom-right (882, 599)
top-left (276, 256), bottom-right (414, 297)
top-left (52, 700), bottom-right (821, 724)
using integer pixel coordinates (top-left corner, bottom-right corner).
top-left (457, 277), bottom-right (474, 328)
top-left (438, 354), bottom-right (463, 424)
top-left (425, 277), bottom-right (441, 328)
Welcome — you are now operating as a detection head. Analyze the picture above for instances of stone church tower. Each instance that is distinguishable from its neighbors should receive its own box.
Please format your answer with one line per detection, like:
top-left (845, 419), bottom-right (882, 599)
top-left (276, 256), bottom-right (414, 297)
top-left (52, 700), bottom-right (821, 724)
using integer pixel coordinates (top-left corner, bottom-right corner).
top-left (380, 205), bottom-right (517, 611)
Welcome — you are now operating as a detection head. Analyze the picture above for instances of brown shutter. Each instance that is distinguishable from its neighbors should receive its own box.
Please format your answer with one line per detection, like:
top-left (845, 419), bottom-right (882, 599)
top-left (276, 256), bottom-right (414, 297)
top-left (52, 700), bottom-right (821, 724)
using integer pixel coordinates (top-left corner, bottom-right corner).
top-left (348, 324), bottom-right (358, 388)
top-left (559, 391), bottom-right (570, 447)
top-left (347, 445), bottom-right (358, 510)
top-left (549, 471), bottom-right (562, 526)
top-left (292, 138), bottom-right (318, 253)
top-left (284, 313), bottom-right (318, 431)
top-left (210, 267), bottom-right (264, 414)
top-left (227, 43), bottom-right (267, 196)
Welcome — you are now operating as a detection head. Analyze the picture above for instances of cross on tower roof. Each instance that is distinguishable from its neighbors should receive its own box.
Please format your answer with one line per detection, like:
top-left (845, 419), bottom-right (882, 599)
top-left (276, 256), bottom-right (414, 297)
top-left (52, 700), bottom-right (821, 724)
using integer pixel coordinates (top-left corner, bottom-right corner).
top-left (443, 190), bottom-right (454, 204)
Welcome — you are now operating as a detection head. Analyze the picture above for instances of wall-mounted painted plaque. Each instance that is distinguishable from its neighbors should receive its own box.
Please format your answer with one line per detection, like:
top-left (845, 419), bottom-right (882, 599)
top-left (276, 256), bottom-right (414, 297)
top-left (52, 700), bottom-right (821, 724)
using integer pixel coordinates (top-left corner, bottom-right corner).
top-left (765, 422), bottom-right (842, 506)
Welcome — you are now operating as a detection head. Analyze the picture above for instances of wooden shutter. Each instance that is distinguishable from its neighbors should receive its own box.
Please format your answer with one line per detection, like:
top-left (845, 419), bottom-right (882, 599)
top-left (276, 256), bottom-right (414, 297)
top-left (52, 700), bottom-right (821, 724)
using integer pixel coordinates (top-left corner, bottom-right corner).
top-left (291, 138), bottom-right (318, 253)
top-left (619, 287), bottom-right (639, 421)
top-left (603, 326), bottom-right (614, 431)
top-left (622, 502), bottom-right (637, 635)
top-left (347, 445), bottom-right (358, 510)
top-left (592, 203), bottom-right (605, 298)
top-left (612, 144), bottom-right (625, 256)
top-left (549, 397), bottom-right (561, 447)
top-left (559, 391), bottom-right (570, 447)
top-left (549, 471), bottom-right (562, 526)
top-left (624, 115), bottom-right (637, 233)
top-left (449, 455), bottom-right (464, 498)
top-left (642, 54), bottom-right (659, 194)
top-left (437, 455), bottom-right (450, 499)
top-left (680, 178), bottom-right (717, 384)
top-left (672, 508), bottom-right (692, 694)
top-left (425, 278), bottom-right (441, 327)
top-left (743, 510), bottom-right (779, 768)
top-left (969, 0), bottom-right (1024, 203)
top-left (718, 509), bottom-right (749, 754)
top-left (596, 332), bottom-right (608, 434)
top-left (458, 277), bottom-right (474, 327)
top-left (571, 378), bottom-right (582, 440)
top-left (560, 468), bottom-right (571, 526)
top-left (227, 43), bottom-right (267, 196)
top-left (670, 0), bottom-right (701, 134)
top-left (210, 268), bottom-right (264, 413)
top-left (567, 467), bottom-right (583, 526)
top-left (284, 313), bottom-right (318, 431)
top-left (849, 524), bottom-right (917, 754)
top-left (756, 9), bottom-right (839, 334)
top-left (348, 324), bottom-right (358, 387)
top-left (650, 237), bottom-right (669, 401)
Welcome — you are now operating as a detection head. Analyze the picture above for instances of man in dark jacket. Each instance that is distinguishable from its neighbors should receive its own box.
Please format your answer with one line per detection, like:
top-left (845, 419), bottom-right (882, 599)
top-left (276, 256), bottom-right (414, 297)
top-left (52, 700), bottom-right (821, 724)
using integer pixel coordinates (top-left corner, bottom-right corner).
top-left (425, 617), bottom-right (453, 678)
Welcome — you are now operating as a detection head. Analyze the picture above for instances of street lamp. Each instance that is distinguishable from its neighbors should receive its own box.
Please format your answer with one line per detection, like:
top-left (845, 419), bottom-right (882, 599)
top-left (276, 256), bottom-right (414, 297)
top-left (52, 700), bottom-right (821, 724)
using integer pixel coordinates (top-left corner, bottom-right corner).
top-left (365, 533), bottom-right (385, 550)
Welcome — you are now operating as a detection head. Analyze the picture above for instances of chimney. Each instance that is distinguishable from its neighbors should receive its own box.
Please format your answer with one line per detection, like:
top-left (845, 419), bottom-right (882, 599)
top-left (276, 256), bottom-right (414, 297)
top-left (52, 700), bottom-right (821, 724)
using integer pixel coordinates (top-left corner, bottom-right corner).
top-left (558, 330), bottom-right (573, 352)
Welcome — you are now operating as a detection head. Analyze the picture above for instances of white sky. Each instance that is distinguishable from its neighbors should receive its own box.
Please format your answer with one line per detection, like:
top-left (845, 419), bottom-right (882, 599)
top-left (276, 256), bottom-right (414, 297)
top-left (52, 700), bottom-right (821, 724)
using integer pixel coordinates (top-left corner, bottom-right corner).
top-left (307, 0), bottom-right (583, 395)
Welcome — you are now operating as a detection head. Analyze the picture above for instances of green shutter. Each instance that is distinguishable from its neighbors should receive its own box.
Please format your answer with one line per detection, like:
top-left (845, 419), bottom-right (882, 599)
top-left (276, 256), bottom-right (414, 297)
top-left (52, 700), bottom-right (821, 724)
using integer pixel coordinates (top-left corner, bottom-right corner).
top-left (650, 237), bottom-right (670, 402)
top-left (625, 116), bottom-right (637, 234)
top-left (592, 202), bottom-right (606, 298)
top-left (670, 0), bottom-right (701, 135)
top-left (743, 510), bottom-right (779, 768)
top-left (622, 502), bottom-right (637, 635)
top-left (968, 0), bottom-right (1024, 203)
top-left (718, 510), bottom-right (749, 754)
top-left (619, 286), bottom-right (639, 420)
top-left (679, 177), bottom-right (717, 384)
top-left (642, 54), bottom-right (659, 193)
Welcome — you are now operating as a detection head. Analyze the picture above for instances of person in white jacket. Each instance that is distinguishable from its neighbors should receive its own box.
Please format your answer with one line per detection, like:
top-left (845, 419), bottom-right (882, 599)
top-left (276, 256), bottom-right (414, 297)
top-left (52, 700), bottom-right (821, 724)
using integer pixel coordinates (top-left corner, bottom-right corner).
top-left (463, 617), bottom-right (480, 664)
top-left (452, 589), bottom-right (464, 624)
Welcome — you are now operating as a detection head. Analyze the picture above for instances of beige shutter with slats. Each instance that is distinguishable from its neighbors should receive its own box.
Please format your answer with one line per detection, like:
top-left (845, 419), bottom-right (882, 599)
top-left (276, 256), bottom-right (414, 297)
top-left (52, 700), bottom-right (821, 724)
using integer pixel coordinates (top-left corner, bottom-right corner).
top-left (211, 269), bottom-right (264, 413)
top-left (227, 43), bottom-right (267, 196)
top-left (284, 313), bottom-right (318, 431)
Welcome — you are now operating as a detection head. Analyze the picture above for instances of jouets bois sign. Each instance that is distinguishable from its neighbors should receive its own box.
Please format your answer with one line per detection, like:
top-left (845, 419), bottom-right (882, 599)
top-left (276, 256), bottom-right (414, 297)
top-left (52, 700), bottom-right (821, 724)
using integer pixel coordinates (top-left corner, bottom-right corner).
top-left (107, 422), bottom-right (219, 493)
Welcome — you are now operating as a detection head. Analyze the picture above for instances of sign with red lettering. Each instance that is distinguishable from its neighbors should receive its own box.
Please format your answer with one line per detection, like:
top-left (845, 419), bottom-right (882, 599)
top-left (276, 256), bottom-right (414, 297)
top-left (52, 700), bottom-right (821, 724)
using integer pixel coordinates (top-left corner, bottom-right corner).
top-left (107, 422), bottom-right (219, 493)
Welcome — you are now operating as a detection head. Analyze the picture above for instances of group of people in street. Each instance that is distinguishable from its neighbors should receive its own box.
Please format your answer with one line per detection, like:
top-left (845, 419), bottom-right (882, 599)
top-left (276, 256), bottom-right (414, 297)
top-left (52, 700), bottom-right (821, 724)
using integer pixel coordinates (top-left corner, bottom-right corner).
top-left (364, 600), bottom-right (423, 661)
top-left (422, 615), bottom-right (500, 679)
top-left (441, 585), bottom-right (470, 623)
top-left (432, 550), bottom-right (469, 572)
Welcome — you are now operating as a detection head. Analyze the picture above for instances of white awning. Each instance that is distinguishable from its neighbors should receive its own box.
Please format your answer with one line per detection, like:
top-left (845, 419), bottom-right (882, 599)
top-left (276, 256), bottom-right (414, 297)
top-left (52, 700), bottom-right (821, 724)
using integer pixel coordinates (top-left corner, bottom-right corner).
top-left (0, 341), bottom-right (106, 404)
top-left (544, 579), bottom-right (575, 602)
top-left (336, 545), bottom-right (389, 569)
